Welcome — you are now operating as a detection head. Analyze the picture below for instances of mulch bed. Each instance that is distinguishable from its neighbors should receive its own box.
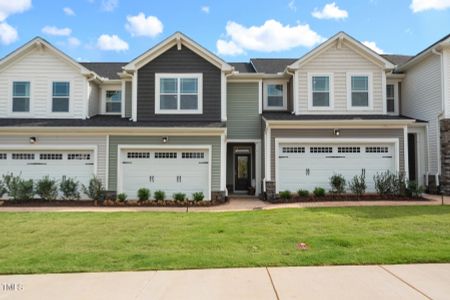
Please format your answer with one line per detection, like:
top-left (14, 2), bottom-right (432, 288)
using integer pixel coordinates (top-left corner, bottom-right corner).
top-left (267, 194), bottom-right (429, 204)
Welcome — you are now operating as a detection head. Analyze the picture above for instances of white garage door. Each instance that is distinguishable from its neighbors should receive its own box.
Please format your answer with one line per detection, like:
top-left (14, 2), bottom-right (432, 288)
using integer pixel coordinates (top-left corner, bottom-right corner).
top-left (0, 150), bottom-right (95, 187)
top-left (277, 143), bottom-right (397, 193)
top-left (120, 148), bottom-right (210, 200)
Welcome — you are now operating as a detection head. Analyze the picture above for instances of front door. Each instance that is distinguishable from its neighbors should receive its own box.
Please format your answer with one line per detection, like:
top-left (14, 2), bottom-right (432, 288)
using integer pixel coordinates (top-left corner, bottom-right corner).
top-left (235, 154), bottom-right (250, 191)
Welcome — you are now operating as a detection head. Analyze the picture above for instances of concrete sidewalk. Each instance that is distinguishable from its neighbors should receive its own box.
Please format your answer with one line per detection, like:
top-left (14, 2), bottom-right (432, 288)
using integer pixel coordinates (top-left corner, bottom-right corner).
top-left (0, 264), bottom-right (449, 299)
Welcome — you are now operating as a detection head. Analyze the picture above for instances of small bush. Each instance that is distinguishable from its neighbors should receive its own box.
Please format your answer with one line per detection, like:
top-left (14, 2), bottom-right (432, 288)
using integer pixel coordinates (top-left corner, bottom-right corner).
top-left (313, 187), bottom-right (326, 197)
top-left (35, 176), bottom-right (58, 201)
top-left (59, 177), bottom-right (80, 200)
top-left (297, 189), bottom-right (309, 197)
top-left (192, 192), bottom-right (204, 201)
top-left (117, 193), bottom-right (127, 202)
top-left (2, 174), bottom-right (34, 201)
top-left (137, 188), bottom-right (150, 201)
top-left (154, 190), bottom-right (165, 201)
top-left (373, 171), bottom-right (394, 196)
top-left (406, 181), bottom-right (425, 198)
top-left (82, 176), bottom-right (105, 201)
top-left (349, 173), bottom-right (366, 198)
top-left (173, 192), bottom-right (186, 201)
top-left (330, 173), bottom-right (346, 194)
top-left (279, 190), bottom-right (292, 200)
top-left (0, 178), bottom-right (6, 198)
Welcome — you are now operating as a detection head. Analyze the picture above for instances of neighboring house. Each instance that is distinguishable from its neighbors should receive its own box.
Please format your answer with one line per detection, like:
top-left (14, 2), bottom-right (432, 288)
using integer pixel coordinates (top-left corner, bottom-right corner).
top-left (0, 31), bottom-right (447, 200)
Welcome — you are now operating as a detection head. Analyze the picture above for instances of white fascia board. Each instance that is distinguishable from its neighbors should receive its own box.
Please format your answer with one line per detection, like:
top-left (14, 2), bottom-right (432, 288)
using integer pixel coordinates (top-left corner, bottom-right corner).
top-left (0, 127), bottom-right (227, 135)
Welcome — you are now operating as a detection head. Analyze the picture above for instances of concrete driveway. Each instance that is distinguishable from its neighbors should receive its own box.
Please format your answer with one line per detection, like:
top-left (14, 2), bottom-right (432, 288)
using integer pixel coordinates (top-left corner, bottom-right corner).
top-left (1, 264), bottom-right (449, 300)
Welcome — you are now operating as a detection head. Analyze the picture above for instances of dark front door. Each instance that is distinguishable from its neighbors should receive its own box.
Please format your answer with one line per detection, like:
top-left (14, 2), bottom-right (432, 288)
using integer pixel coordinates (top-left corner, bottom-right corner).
top-left (235, 154), bottom-right (251, 191)
top-left (408, 133), bottom-right (417, 181)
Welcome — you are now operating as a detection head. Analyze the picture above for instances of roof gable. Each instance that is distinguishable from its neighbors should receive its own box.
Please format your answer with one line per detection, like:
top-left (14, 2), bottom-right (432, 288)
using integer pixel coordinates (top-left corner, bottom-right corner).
top-left (288, 32), bottom-right (394, 70)
top-left (124, 32), bottom-right (233, 72)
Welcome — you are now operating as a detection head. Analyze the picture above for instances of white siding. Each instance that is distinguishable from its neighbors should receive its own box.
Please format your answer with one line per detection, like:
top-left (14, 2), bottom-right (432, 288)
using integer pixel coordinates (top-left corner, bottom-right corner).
top-left (0, 135), bottom-right (107, 185)
top-left (297, 41), bottom-right (384, 114)
top-left (402, 54), bottom-right (442, 174)
top-left (0, 48), bottom-right (88, 118)
top-left (88, 82), bottom-right (100, 117)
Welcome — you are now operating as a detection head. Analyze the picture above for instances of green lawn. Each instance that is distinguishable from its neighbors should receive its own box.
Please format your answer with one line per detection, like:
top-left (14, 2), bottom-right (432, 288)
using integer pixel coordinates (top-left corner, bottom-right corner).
top-left (1, 206), bottom-right (450, 274)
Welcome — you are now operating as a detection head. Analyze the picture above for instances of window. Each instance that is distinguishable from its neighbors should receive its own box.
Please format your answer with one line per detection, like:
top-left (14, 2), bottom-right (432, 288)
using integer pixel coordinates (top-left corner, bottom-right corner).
top-left (386, 84), bottom-right (395, 113)
top-left (309, 74), bottom-right (333, 109)
top-left (0, 153), bottom-right (6, 160)
top-left (310, 147), bottom-right (333, 153)
top-left (338, 147), bottom-right (360, 153)
top-left (155, 152), bottom-right (177, 159)
top-left (366, 146), bottom-right (388, 153)
top-left (182, 152), bottom-right (204, 159)
top-left (127, 152), bottom-right (150, 159)
top-left (12, 81), bottom-right (30, 112)
top-left (282, 147), bottom-right (305, 153)
top-left (156, 74), bottom-right (202, 114)
top-left (264, 81), bottom-right (286, 110)
top-left (68, 153), bottom-right (91, 160)
top-left (12, 153), bottom-right (34, 160)
top-left (52, 82), bottom-right (70, 112)
top-left (106, 90), bottom-right (122, 113)
top-left (39, 153), bottom-right (63, 160)
top-left (347, 73), bottom-right (372, 109)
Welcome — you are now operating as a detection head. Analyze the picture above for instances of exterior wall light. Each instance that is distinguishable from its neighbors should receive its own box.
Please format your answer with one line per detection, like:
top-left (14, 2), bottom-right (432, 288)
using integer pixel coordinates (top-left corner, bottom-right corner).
top-left (333, 129), bottom-right (340, 136)
top-left (162, 136), bottom-right (168, 143)
top-left (29, 137), bottom-right (37, 144)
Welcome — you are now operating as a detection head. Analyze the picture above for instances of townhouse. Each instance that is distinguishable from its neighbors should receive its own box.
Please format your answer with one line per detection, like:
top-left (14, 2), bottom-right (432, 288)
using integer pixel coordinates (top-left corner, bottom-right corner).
top-left (0, 31), bottom-right (448, 200)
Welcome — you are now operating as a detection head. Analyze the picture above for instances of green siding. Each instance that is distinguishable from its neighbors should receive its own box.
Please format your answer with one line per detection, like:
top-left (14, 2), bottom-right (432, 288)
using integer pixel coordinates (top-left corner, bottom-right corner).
top-left (108, 136), bottom-right (222, 191)
top-left (227, 83), bottom-right (261, 139)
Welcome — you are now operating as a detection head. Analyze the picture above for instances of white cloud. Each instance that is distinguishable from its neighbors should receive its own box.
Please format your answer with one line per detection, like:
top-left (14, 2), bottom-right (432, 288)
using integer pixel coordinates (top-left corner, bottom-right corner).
top-left (216, 19), bottom-right (324, 56)
top-left (42, 26), bottom-right (72, 36)
top-left (312, 2), bottom-right (348, 20)
top-left (96, 34), bottom-right (128, 51)
top-left (216, 39), bottom-right (245, 56)
top-left (0, 0), bottom-right (32, 22)
top-left (0, 21), bottom-right (18, 45)
top-left (362, 41), bottom-right (384, 54)
top-left (201, 6), bottom-right (210, 13)
top-left (410, 0), bottom-right (450, 12)
top-left (101, 0), bottom-right (118, 12)
top-left (288, 0), bottom-right (297, 12)
top-left (63, 7), bottom-right (75, 16)
top-left (125, 13), bottom-right (163, 37)
top-left (68, 37), bottom-right (81, 47)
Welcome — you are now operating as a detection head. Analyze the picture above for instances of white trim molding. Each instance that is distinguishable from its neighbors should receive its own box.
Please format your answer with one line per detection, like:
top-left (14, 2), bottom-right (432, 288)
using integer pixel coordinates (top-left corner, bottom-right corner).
top-left (221, 72), bottom-right (227, 121)
top-left (346, 72), bottom-right (373, 111)
top-left (131, 72), bottom-right (138, 121)
top-left (307, 72), bottom-right (335, 111)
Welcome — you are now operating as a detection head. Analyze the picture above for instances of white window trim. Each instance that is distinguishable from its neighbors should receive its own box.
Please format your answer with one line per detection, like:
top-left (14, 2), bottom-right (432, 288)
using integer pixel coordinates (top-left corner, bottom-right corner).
top-left (346, 72), bottom-right (373, 110)
top-left (101, 84), bottom-right (122, 115)
top-left (263, 80), bottom-right (287, 111)
top-left (155, 73), bottom-right (203, 114)
top-left (50, 81), bottom-right (72, 114)
top-left (308, 73), bottom-right (334, 111)
top-left (386, 80), bottom-right (399, 115)
top-left (10, 79), bottom-right (33, 116)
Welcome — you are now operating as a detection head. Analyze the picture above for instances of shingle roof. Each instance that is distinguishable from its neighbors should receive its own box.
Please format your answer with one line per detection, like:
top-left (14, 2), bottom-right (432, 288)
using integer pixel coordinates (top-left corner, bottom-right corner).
top-left (381, 54), bottom-right (413, 66)
top-left (229, 62), bottom-right (255, 73)
top-left (262, 112), bottom-right (424, 122)
top-left (80, 62), bottom-right (127, 79)
top-left (0, 115), bottom-right (226, 128)
top-left (250, 58), bottom-right (297, 73)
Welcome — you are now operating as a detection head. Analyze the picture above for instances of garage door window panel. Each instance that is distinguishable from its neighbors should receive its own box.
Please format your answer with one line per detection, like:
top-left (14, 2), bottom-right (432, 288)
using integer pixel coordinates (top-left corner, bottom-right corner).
top-left (40, 153), bottom-right (63, 160)
top-left (68, 153), bottom-right (91, 160)
top-left (12, 153), bottom-right (35, 160)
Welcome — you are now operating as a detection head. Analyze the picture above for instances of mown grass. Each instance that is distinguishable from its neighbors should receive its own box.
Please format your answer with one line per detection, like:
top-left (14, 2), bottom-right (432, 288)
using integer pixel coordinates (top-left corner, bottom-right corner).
top-left (0, 206), bottom-right (449, 274)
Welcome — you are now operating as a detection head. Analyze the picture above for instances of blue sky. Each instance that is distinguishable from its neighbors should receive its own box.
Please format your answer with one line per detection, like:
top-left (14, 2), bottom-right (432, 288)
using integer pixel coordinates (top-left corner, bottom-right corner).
top-left (0, 0), bottom-right (449, 62)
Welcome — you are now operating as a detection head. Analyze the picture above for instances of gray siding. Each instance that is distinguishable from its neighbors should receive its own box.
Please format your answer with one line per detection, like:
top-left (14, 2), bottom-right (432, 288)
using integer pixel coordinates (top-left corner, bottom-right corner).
top-left (0, 135), bottom-right (107, 184)
top-left (227, 82), bottom-right (261, 139)
top-left (108, 136), bottom-right (222, 191)
top-left (137, 46), bottom-right (221, 121)
top-left (124, 81), bottom-right (132, 118)
top-left (270, 128), bottom-right (405, 180)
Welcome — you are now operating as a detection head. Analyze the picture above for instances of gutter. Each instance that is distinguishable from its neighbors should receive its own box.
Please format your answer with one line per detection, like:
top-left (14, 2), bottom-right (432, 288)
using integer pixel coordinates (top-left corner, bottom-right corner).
top-left (262, 117), bottom-right (417, 127)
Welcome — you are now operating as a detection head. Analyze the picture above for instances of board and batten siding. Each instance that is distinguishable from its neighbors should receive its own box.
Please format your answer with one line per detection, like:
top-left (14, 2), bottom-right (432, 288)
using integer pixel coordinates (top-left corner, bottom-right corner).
top-left (270, 128), bottom-right (405, 180)
top-left (108, 136), bottom-right (222, 191)
top-left (0, 48), bottom-right (87, 118)
top-left (227, 82), bottom-right (261, 139)
top-left (124, 81), bottom-right (132, 118)
top-left (402, 54), bottom-right (442, 174)
top-left (0, 135), bottom-right (107, 184)
top-left (297, 41), bottom-right (384, 114)
top-left (137, 46), bottom-right (221, 122)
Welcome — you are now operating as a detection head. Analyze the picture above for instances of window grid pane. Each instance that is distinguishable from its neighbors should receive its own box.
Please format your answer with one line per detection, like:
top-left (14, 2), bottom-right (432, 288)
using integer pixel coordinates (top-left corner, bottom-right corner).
top-left (53, 82), bottom-right (70, 97)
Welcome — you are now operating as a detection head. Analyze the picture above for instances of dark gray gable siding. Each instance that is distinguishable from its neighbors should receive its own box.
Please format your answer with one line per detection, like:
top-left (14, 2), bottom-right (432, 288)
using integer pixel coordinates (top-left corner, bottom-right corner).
top-left (137, 45), bottom-right (221, 121)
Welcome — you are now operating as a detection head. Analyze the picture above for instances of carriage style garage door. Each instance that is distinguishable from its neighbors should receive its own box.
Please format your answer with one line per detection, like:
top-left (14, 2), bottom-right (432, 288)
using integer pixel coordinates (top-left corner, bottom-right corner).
top-left (277, 141), bottom-right (398, 192)
top-left (0, 150), bottom-right (95, 187)
top-left (119, 147), bottom-right (210, 200)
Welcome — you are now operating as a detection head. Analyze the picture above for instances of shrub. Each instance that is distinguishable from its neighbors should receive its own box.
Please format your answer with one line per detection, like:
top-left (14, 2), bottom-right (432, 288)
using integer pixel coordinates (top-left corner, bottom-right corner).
top-left (117, 193), bottom-right (127, 202)
top-left (154, 190), bottom-right (165, 201)
top-left (330, 173), bottom-right (346, 194)
top-left (35, 176), bottom-right (58, 201)
top-left (297, 189), bottom-right (309, 197)
top-left (406, 181), bottom-right (425, 198)
top-left (373, 171), bottom-right (394, 196)
top-left (82, 176), bottom-right (105, 201)
top-left (349, 173), bottom-right (366, 198)
top-left (137, 188), bottom-right (150, 202)
top-left (313, 187), bottom-right (326, 197)
top-left (2, 174), bottom-right (34, 201)
top-left (173, 192), bottom-right (186, 201)
top-left (0, 178), bottom-right (5, 198)
top-left (279, 190), bottom-right (292, 200)
top-left (59, 177), bottom-right (80, 200)
top-left (192, 192), bottom-right (204, 201)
